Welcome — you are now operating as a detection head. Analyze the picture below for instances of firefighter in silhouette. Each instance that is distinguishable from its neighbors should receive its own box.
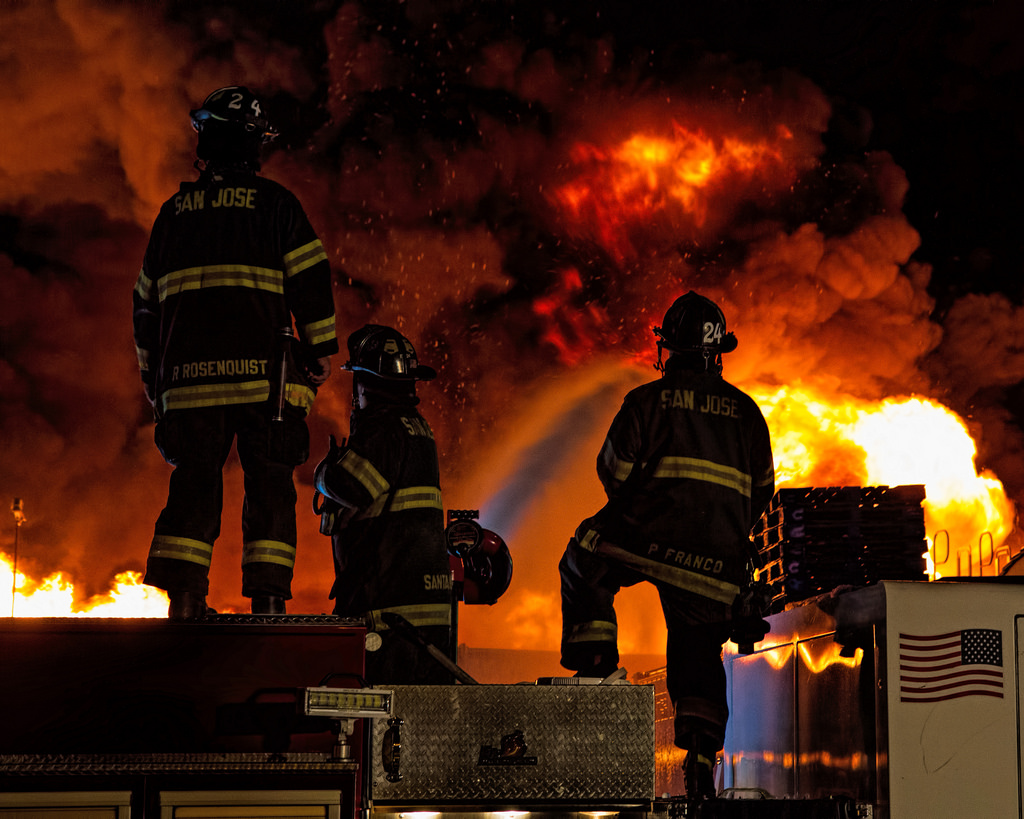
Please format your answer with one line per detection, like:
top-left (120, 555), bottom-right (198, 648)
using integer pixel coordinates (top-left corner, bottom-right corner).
top-left (313, 325), bottom-right (453, 684)
top-left (558, 291), bottom-right (775, 800)
top-left (133, 86), bottom-right (338, 619)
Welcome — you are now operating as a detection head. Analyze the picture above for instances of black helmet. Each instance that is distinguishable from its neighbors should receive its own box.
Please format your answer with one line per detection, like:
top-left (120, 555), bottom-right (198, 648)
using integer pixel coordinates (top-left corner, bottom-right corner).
top-left (654, 290), bottom-right (738, 354)
top-left (653, 291), bottom-right (737, 374)
top-left (343, 325), bottom-right (437, 381)
top-left (189, 86), bottom-right (278, 142)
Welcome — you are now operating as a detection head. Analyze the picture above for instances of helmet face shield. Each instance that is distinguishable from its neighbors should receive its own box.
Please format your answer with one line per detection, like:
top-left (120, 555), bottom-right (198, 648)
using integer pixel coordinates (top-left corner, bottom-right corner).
top-left (190, 86), bottom-right (278, 143)
top-left (343, 324), bottom-right (437, 381)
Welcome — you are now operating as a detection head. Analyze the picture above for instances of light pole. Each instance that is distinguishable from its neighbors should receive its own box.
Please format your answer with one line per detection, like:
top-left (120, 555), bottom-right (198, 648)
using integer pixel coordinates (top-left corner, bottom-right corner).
top-left (11, 498), bottom-right (25, 617)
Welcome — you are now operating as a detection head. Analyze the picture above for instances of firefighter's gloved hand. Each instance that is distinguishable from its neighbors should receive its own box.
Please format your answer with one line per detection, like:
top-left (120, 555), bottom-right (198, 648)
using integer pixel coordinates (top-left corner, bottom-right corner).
top-left (730, 614), bottom-right (770, 655)
top-left (312, 435), bottom-right (354, 535)
top-left (730, 583), bottom-right (771, 655)
top-left (313, 491), bottom-right (342, 535)
top-left (307, 355), bottom-right (332, 386)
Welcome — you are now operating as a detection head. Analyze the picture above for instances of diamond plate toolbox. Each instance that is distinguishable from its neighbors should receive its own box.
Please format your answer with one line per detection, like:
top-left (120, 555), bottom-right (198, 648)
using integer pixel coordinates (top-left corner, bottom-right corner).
top-left (369, 684), bottom-right (655, 805)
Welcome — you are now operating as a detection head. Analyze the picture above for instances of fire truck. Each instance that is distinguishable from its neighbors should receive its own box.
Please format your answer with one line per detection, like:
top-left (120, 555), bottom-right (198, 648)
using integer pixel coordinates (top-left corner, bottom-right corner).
top-left (2, 492), bottom-right (1023, 819)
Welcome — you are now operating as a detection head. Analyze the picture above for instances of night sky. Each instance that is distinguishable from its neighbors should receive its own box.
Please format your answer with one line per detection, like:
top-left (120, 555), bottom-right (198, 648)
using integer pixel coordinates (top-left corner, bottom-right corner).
top-left (2, 0), bottom-right (1023, 637)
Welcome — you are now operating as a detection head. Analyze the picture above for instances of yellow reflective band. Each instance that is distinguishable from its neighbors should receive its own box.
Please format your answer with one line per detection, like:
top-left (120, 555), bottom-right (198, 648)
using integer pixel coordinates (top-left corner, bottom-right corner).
top-left (654, 456), bottom-right (752, 497)
top-left (158, 382), bottom-right (313, 413)
top-left (578, 528), bottom-right (601, 553)
top-left (135, 268), bottom-right (156, 301)
top-left (756, 465), bottom-right (775, 488)
top-left (136, 345), bottom-right (151, 371)
top-left (149, 535), bottom-right (213, 568)
top-left (284, 239), bottom-right (328, 277)
top-left (302, 314), bottom-right (337, 347)
top-left (340, 450), bottom-right (389, 498)
top-left (285, 382), bottom-right (316, 412)
top-left (359, 486), bottom-right (443, 519)
top-left (601, 439), bottom-right (633, 483)
top-left (597, 542), bottom-right (740, 604)
top-left (368, 603), bottom-right (452, 630)
top-left (158, 265), bottom-right (285, 301)
top-left (362, 493), bottom-right (388, 519)
top-left (242, 539), bottom-right (297, 569)
top-left (390, 486), bottom-right (443, 512)
top-left (161, 381), bottom-right (270, 413)
top-left (565, 620), bottom-right (618, 645)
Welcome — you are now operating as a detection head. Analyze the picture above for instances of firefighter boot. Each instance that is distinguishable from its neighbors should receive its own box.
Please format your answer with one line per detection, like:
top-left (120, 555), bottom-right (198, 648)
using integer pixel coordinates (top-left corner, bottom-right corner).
top-left (572, 654), bottom-right (619, 679)
top-left (683, 750), bottom-right (717, 801)
top-left (168, 591), bottom-right (208, 621)
top-left (252, 595), bottom-right (286, 615)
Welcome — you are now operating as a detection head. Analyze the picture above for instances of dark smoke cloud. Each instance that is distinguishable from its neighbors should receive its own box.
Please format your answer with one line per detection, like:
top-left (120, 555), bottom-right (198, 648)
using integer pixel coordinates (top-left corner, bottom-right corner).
top-left (1, 1), bottom-right (1021, 650)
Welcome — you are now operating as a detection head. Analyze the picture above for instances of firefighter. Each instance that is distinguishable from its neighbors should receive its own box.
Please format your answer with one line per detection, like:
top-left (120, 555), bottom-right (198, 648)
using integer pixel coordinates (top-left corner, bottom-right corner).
top-left (313, 325), bottom-right (453, 684)
top-left (558, 291), bottom-right (775, 800)
top-left (133, 86), bottom-right (338, 620)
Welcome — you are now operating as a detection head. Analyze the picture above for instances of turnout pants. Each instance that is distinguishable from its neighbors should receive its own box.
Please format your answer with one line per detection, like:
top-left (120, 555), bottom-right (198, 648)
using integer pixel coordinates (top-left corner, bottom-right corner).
top-left (559, 535), bottom-right (733, 751)
top-left (144, 403), bottom-right (308, 600)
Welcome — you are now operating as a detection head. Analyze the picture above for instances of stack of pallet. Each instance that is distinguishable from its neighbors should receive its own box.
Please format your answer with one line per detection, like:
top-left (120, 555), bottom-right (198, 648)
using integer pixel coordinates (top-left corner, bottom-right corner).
top-left (752, 485), bottom-right (929, 612)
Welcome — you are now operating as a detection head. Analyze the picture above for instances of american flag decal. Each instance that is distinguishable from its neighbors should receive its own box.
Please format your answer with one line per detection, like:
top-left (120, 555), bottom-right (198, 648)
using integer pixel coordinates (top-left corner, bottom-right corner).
top-left (899, 629), bottom-right (1004, 702)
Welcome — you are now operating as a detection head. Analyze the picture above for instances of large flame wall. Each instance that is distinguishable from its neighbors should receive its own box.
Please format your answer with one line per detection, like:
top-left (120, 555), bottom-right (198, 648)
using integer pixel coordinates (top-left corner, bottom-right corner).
top-left (1, 3), bottom-right (1022, 656)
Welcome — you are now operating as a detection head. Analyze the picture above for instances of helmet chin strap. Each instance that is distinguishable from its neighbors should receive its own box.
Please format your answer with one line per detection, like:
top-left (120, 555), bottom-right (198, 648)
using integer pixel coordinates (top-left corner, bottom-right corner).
top-left (657, 344), bottom-right (724, 375)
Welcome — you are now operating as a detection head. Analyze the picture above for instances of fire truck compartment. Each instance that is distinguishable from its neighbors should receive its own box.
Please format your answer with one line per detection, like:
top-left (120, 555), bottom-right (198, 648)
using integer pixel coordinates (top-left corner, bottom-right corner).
top-left (367, 683), bottom-right (655, 810)
top-left (718, 578), bottom-right (1024, 818)
top-left (0, 615), bottom-right (368, 818)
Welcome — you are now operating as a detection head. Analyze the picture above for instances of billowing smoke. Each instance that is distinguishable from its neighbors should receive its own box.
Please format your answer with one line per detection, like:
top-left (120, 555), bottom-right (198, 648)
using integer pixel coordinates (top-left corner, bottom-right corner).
top-left (1, 2), bottom-right (1020, 654)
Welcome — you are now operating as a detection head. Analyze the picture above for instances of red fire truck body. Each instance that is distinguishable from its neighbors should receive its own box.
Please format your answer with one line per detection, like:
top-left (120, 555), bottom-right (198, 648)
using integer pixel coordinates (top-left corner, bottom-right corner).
top-left (3, 580), bottom-right (1024, 818)
top-left (3, 483), bottom-right (1022, 819)
top-left (0, 614), bottom-right (656, 819)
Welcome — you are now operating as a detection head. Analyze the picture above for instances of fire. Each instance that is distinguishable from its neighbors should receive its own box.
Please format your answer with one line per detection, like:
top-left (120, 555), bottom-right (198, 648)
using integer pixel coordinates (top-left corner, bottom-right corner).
top-left (1, 554), bottom-right (168, 618)
top-left (0, 53), bottom-right (1017, 638)
top-left (541, 121), bottom-right (1016, 585)
top-left (553, 122), bottom-right (792, 258)
top-left (5, 384), bottom-right (1006, 621)
top-left (754, 385), bottom-right (1014, 578)
top-left (531, 266), bottom-right (612, 365)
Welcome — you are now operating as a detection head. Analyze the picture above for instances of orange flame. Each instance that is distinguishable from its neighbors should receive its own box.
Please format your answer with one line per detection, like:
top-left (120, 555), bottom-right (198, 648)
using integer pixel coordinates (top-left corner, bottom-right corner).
top-left (554, 123), bottom-right (791, 258)
top-left (531, 266), bottom-right (613, 365)
top-left (754, 385), bottom-right (1014, 578)
top-left (3, 113), bottom-right (1016, 623)
top-left (1, 387), bottom-right (1014, 621)
top-left (1, 554), bottom-right (168, 618)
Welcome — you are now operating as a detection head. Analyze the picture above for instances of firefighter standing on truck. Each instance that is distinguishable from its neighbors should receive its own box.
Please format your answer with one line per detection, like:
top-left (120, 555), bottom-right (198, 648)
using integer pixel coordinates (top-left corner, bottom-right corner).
top-left (559, 291), bottom-right (774, 801)
top-left (313, 325), bottom-right (453, 684)
top-left (133, 86), bottom-right (338, 620)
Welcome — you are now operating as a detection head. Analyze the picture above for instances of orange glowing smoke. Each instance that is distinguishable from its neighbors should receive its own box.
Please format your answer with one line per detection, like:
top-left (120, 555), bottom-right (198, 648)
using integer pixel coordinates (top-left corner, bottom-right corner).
top-left (535, 121), bottom-right (1016, 585)
top-left (553, 123), bottom-right (792, 258)
top-left (2, 99), bottom-right (1017, 627)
